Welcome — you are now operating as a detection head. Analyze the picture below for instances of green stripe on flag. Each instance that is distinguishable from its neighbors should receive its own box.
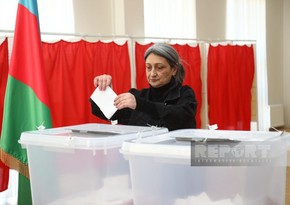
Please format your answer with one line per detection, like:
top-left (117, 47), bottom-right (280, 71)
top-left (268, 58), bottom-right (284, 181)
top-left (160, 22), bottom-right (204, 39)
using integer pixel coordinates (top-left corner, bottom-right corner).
top-left (18, 174), bottom-right (33, 205)
top-left (0, 75), bottom-right (52, 173)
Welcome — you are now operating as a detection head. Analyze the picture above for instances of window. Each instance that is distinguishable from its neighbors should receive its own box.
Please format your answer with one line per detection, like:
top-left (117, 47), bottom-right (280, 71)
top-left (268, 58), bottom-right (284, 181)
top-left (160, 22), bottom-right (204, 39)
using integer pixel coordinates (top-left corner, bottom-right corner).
top-left (0, 0), bottom-right (75, 39)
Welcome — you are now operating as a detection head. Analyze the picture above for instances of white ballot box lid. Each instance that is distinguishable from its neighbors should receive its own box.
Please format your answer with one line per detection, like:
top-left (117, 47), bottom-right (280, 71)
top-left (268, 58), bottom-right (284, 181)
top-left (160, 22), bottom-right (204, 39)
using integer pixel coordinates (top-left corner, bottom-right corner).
top-left (121, 129), bottom-right (290, 165)
top-left (19, 123), bottom-right (168, 150)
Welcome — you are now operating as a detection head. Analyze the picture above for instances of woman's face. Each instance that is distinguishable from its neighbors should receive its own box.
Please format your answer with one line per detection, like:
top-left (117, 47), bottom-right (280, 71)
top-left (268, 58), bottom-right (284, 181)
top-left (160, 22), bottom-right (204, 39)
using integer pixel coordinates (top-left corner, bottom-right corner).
top-left (145, 53), bottom-right (177, 88)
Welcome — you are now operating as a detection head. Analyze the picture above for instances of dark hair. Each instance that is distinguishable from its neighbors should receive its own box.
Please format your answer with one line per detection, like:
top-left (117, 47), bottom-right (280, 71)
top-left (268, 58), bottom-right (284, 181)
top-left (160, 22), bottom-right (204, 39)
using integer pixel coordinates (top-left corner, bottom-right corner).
top-left (144, 43), bottom-right (185, 84)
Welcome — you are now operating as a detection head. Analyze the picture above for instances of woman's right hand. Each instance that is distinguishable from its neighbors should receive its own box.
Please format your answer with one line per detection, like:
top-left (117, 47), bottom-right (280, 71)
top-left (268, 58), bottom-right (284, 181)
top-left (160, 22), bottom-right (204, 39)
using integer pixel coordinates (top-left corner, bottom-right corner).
top-left (93, 74), bottom-right (112, 91)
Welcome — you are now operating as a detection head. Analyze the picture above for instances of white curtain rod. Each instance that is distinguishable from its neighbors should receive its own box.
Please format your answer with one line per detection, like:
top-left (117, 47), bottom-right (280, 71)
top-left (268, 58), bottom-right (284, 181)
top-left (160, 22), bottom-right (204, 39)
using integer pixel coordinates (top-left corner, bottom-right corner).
top-left (0, 29), bottom-right (256, 43)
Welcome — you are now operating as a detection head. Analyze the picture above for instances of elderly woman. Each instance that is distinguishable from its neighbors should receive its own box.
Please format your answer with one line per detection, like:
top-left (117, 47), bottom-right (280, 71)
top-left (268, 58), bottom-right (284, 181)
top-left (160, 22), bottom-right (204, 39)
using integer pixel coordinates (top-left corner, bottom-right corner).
top-left (90, 43), bottom-right (197, 131)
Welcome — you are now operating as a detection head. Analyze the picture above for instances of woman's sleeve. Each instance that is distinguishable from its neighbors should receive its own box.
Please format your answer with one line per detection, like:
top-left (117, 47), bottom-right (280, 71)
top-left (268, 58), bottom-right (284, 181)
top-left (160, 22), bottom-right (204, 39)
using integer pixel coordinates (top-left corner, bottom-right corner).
top-left (131, 87), bottom-right (197, 130)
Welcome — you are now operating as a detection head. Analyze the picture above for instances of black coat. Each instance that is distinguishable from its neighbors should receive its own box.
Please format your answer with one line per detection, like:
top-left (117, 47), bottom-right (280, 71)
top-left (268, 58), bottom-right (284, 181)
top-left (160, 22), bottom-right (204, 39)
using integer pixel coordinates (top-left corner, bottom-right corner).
top-left (90, 80), bottom-right (197, 131)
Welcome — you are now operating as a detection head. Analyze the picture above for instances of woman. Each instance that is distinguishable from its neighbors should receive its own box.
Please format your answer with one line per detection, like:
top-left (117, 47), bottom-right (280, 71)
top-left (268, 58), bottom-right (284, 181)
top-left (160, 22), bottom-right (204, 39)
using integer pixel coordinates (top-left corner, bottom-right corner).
top-left (90, 43), bottom-right (197, 131)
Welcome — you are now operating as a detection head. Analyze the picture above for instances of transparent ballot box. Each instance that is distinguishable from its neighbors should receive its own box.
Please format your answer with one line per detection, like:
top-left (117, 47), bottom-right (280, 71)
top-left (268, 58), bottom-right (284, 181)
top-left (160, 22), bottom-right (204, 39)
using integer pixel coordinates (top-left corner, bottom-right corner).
top-left (19, 123), bottom-right (168, 205)
top-left (121, 129), bottom-right (290, 205)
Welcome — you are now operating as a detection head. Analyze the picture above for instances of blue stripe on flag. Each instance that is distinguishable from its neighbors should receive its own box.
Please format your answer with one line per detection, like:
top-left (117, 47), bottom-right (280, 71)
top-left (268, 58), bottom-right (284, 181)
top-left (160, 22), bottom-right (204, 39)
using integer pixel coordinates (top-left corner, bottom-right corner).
top-left (18, 0), bottom-right (39, 18)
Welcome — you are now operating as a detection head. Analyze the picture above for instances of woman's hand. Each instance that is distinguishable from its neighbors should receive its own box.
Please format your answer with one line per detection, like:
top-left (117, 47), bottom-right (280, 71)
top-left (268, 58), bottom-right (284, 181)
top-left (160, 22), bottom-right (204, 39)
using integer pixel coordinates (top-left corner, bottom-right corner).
top-left (93, 74), bottom-right (112, 91)
top-left (114, 93), bottom-right (137, 110)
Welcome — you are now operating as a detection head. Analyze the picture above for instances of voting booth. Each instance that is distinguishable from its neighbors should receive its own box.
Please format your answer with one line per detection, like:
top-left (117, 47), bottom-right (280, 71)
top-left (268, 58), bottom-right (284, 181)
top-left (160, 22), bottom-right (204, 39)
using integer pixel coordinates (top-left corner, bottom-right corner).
top-left (121, 129), bottom-right (290, 205)
top-left (19, 123), bottom-right (168, 205)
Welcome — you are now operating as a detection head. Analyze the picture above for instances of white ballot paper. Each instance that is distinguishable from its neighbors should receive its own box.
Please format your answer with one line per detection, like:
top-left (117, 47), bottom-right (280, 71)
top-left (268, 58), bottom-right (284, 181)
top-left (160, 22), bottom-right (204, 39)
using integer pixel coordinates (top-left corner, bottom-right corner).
top-left (90, 86), bottom-right (118, 119)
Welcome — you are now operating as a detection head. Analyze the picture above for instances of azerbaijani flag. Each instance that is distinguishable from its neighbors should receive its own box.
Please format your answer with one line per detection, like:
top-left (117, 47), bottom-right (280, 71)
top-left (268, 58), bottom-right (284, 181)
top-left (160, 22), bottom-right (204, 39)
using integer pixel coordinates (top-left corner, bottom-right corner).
top-left (0, 0), bottom-right (52, 204)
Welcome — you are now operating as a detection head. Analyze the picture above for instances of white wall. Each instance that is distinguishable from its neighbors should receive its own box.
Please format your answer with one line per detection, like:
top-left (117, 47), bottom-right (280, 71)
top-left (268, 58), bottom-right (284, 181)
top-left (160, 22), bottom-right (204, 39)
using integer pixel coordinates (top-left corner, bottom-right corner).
top-left (73, 0), bottom-right (114, 35)
top-left (73, 0), bottom-right (144, 36)
top-left (124, 0), bottom-right (144, 36)
top-left (196, 0), bottom-right (226, 39)
top-left (266, 0), bottom-right (284, 127)
top-left (283, 0), bottom-right (290, 127)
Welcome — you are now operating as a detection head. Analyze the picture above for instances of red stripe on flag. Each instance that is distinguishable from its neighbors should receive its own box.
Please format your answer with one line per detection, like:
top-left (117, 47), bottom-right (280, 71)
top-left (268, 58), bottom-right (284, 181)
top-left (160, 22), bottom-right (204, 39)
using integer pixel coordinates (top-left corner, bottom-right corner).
top-left (9, 4), bottom-right (49, 107)
top-left (0, 38), bottom-right (9, 192)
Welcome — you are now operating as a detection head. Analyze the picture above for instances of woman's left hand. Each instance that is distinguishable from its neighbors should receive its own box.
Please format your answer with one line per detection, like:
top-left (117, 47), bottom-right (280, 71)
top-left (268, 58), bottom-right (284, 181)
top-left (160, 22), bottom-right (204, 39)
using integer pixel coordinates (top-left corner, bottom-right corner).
top-left (114, 93), bottom-right (136, 110)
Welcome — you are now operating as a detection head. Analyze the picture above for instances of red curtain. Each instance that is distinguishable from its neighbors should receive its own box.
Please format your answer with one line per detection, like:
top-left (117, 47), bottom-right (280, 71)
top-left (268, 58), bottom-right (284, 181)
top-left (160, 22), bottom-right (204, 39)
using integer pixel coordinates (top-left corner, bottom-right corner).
top-left (41, 40), bottom-right (131, 127)
top-left (0, 38), bottom-right (9, 192)
top-left (135, 42), bottom-right (153, 88)
top-left (207, 44), bottom-right (255, 130)
top-left (135, 42), bottom-right (202, 128)
top-left (172, 44), bottom-right (202, 128)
